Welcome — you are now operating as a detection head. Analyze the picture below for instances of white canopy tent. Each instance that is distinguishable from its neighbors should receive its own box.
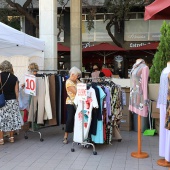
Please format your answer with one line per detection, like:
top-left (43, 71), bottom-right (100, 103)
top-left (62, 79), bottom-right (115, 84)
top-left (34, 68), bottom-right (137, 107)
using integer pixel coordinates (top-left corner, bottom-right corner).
top-left (0, 22), bottom-right (45, 57)
top-left (0, 22), bottom-right (45, 83)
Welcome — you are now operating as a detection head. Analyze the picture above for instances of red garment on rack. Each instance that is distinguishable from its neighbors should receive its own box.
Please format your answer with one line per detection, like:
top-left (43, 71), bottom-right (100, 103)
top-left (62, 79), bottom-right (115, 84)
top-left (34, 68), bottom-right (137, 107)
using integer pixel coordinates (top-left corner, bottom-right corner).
top-left (23, 109), bottom-right (28, 122)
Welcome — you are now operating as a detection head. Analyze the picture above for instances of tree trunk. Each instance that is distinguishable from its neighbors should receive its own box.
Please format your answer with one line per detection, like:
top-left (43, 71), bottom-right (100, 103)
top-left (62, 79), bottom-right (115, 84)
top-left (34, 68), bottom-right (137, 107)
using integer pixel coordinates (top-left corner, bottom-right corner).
top-left (106, 21), bottom-right (122, 47)
top-left (6, 0), bottom-right (39, 29)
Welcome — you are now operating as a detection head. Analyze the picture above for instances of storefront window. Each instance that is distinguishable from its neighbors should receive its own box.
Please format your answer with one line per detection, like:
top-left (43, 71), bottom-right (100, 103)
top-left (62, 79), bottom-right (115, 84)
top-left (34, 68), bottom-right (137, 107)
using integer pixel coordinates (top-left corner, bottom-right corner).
top-left (124, 12), bottom-right (170, 41)
top-left (82, 13), bottom-right (115, 42)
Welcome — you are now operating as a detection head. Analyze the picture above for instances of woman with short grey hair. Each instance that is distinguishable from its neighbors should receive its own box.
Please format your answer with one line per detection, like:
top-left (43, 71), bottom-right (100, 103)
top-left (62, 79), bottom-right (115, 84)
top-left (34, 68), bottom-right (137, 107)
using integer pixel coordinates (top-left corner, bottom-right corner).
top-left (69, 66), bottom-right (81, 77)
top-left (63, 66), bottom-right (81, 144)
top-left (0, 60), bottom-right (22, 145)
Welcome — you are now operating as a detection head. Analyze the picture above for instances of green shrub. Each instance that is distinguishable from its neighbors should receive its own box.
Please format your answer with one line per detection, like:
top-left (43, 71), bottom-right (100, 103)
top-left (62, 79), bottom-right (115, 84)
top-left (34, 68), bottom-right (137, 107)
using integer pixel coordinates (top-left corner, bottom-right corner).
top-left (150, 21), bottom-right (170, 83)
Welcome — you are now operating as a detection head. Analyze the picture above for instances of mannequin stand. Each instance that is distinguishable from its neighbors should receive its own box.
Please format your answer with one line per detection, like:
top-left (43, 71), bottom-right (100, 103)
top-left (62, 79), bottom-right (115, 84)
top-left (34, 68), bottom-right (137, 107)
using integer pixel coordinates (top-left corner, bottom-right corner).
top-left (131, 115), bottom-right (149, 158)
top-left (157, 159), bottom-right (170, 167)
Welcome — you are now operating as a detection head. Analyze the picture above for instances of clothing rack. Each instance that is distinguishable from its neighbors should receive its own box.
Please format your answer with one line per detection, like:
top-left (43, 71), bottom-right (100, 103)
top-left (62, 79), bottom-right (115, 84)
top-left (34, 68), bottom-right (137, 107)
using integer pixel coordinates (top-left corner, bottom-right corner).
top-left (24, 95), bottom-right (44, 142)
top-left (71, 79), bottom-right (97, 155)
top-left (39, 69), bottom-right (69, 75)
top-left (24, 72), bottom-right (67, 141)
top-left (80, 77), bottom-right (122, 142)
top-left (39, 69), bottom-right (69, 71)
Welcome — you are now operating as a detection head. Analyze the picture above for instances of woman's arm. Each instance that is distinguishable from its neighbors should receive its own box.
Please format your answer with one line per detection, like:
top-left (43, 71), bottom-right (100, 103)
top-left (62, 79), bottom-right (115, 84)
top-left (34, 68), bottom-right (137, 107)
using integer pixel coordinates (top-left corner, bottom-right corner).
top-left (15, 81), bottom-right (19, 101)
top-left (67, 86), bottom-right (77, 95)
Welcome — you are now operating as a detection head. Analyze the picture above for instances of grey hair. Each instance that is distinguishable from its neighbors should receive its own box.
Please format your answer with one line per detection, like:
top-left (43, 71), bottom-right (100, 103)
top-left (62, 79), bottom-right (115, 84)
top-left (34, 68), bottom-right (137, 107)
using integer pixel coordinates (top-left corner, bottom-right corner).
top-left (69, 66), bottom-right (81, 76)
top-left (0, 60), bottom-right (13, 73)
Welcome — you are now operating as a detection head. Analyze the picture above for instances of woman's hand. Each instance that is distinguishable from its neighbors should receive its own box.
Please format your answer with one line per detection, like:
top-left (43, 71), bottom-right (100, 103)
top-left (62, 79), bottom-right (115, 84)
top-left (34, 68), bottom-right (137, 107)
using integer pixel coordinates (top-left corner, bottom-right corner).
top-left (21, 83), bottom-right (25, 89)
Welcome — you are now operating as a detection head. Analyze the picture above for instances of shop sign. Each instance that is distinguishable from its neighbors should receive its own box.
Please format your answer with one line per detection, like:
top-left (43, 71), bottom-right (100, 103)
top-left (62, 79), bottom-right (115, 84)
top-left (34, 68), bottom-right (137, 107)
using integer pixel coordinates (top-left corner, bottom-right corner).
top-left (129, 42), bottom-right (148, 48)
top-left (25, 74), bottom-right (36, 96)
top-left (114, 55), bottom-right (123, 63)
top-left (124, 33), bottom-right (148, 41)
top-left (77, 83), bottom-right (87, 101)
top-left (149, 33), bottom-right (161, 41)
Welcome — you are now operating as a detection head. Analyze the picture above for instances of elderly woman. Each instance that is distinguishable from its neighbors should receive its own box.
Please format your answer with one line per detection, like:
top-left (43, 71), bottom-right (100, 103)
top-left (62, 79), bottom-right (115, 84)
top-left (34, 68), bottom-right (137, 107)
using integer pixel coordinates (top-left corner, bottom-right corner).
top-left (0, 60), bottom-right (22, 145)
top-left (28, 62), bottom-right (39, 75)
top-left (63, 66), bottom-right (81, 144)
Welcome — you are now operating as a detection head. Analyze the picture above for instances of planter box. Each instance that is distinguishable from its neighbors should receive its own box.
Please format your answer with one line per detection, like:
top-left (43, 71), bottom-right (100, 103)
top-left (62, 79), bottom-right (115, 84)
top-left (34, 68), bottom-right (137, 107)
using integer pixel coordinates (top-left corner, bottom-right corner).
top-left (148, 83), bottom-right (160, 101)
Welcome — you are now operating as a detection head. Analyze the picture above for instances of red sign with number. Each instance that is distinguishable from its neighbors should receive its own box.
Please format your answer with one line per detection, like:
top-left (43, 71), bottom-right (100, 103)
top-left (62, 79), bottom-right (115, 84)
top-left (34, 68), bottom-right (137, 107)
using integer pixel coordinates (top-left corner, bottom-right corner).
top-left (25, 74), bottom-right (36, 96)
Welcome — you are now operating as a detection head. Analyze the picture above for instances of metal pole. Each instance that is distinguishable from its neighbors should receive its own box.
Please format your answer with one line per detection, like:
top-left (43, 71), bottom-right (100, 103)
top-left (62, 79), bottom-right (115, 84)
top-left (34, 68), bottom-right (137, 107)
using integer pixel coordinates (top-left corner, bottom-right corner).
top-left (82, 100), bottom-right (84, 143)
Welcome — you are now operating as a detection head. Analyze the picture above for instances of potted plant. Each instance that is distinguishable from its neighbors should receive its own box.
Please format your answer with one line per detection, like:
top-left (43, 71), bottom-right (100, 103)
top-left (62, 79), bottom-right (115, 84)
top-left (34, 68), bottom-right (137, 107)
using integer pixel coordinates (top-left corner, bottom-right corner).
top-left (149, 21), bottom-right (170, 100)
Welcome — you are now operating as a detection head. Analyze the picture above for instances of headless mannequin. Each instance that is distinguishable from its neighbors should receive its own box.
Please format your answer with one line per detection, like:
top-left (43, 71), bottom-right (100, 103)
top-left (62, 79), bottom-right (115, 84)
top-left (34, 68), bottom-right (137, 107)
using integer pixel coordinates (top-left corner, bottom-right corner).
top-left (157, 61), bottom-right (170, 167)
top-left (163, 62), bottom-right (170, 74)
top-left (130, 58), bottom-right (149, 158)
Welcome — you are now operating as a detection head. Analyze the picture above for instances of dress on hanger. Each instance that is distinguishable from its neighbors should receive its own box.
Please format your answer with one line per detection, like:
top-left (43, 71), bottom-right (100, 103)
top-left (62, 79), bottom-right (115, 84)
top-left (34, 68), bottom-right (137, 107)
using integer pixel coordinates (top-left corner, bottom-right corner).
top-left (157, 69), bottom-right (170, 162)
top-left (129, 60), bottom-right (149, 117)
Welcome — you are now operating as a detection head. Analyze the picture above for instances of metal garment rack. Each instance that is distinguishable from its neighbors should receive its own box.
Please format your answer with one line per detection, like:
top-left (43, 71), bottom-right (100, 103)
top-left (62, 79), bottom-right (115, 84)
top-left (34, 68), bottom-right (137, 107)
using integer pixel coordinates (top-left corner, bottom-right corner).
top-left (24, 95), bottom-right (44, 142)
top-left (39, 69), bottom-right (69, 74)
top-left (71, 77), bottom-right (100, 155)
top-left (80, 77), bottom-right (122, 142)
top-left (24, 70), bottom-right (69, 141)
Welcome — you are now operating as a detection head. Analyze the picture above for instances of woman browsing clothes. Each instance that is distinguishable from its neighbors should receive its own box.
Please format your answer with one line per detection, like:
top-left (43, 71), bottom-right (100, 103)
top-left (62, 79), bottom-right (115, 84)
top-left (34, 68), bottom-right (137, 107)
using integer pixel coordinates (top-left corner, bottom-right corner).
top-left (63, 66), bottom-right (81, 144)
top-left (0, 60), bottom-right (22, 145)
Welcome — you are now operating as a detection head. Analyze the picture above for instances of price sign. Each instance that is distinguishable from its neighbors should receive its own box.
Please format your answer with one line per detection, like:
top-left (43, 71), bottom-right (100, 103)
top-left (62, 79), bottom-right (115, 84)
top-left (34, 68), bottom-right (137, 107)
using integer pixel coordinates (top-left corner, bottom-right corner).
top-left (25, 74), bottom-right (36, 96)
top-left (77, 83), bottom-right (87, 101)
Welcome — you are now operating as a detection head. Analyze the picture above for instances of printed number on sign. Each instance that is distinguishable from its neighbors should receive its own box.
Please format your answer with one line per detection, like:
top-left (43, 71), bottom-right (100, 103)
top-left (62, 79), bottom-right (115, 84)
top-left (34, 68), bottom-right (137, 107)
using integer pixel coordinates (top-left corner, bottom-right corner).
top-left (25, 79), bottom-right (35, 91)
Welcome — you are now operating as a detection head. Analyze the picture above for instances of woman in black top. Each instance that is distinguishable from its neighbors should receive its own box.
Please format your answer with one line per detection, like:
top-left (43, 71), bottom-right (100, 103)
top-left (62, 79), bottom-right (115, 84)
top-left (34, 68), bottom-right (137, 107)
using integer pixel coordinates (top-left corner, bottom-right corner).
top-left (0, 60), bottom-right (22, 145)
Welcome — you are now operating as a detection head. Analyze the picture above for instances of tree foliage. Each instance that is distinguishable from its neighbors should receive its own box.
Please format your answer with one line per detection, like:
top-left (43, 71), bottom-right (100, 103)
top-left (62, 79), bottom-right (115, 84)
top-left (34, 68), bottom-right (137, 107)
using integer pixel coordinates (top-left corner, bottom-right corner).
top-left (149, 21), bottom-right (170, 83)
top-left (85, 0), bottom-right (153, 47)
top-left (1, 0), bottom-right (38, 28)
top-left (0, 0), bottom-right (153, 43)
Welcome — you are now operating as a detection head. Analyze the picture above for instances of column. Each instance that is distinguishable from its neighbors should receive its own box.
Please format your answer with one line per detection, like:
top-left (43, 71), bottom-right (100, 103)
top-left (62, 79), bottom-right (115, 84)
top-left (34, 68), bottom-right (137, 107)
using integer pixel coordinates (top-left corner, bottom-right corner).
top-left (70, 0), bottom-right (82, 69)
top-left (39, 0), bottom-right (57, 70)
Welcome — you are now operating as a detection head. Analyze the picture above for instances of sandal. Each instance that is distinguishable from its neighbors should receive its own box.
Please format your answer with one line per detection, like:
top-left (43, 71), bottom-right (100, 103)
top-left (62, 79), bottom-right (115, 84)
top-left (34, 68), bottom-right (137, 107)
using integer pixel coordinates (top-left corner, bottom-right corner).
top-left (9, 137), bottom-right (14, 143)
top-left (63, 138), bottom-right (68, 144)
top-left (0, 139), bottom-right (4, 145)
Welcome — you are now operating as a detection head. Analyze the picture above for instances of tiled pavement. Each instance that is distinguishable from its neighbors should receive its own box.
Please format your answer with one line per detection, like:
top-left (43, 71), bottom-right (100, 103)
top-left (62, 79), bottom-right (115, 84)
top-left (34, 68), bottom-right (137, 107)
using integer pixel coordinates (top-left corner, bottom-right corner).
top-left (0, 126), bottom-right (169, 170)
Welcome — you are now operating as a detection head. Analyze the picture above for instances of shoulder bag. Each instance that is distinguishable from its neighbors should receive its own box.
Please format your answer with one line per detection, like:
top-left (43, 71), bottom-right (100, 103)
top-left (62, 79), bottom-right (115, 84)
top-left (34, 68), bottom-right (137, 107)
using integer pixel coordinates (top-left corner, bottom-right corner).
top-left (0, 73), bottom-right (10, 108)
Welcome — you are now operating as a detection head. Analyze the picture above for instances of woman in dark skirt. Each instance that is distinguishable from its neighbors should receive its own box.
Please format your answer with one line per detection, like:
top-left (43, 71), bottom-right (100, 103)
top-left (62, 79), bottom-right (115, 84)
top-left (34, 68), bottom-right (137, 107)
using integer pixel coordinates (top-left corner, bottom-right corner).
top-left (0, 60), bottom-right (22, 145)
top-left (63, 66), bottom-right (81, 144)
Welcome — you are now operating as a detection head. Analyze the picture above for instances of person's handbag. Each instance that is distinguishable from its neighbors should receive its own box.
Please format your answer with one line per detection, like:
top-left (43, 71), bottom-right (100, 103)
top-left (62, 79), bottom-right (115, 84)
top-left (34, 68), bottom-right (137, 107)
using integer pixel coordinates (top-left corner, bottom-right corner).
top-left (0, 73), bottom-right (10, 108)
top-left (0, 93), bottom-right (5, 108)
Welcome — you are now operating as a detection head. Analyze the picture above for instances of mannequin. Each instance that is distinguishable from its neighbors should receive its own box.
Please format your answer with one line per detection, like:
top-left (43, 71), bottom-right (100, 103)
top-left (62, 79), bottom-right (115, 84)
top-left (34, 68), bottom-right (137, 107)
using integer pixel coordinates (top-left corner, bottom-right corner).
top-left (129, 58), bottom-right (149, 117)
top-left (157, 61), bottom-right (170, 167)
top-left (129, 58), bottom-right (149, 158)
top-left (163, 61), bottom-right (170, 74)
top-left (136, 58), bottom-right (143, 65)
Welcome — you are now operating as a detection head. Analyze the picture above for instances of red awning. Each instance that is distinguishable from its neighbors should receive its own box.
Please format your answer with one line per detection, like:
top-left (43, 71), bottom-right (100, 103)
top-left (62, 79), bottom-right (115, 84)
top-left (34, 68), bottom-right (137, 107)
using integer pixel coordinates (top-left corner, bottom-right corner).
top-left (82, 42), bottom-right (125, 64)
top-left (82, 42), bottom-right (125, 52)
top-left (144, 0), bottom-right (170, 20)
top-left (57, 43), bottom-right (70, 52)
top-left (129, 42), bottom-right (159, 50)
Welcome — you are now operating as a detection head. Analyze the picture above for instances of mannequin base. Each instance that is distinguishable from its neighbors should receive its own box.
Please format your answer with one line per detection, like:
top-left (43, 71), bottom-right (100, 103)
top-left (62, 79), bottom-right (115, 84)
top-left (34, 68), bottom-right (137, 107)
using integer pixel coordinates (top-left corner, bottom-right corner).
top-left (131, 151), bottom-right (148, 158)
top-left (157, 159), bottom-right (170, 167)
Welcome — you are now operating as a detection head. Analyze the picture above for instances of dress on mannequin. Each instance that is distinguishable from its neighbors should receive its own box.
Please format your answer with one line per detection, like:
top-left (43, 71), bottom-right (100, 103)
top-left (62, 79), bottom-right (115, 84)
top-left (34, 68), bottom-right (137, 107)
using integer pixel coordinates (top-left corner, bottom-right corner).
top-left (129, 59), bottom-right (149, 117)
top-left (157, 62), bottom-right (170, 162)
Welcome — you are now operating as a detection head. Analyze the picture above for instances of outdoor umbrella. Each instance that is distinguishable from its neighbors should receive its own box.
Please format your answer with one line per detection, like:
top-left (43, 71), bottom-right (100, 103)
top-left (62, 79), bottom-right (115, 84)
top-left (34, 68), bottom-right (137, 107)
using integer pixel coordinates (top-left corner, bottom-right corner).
top-left (144, 0), bottom-right (170, 20)
top-left (82, 42), bottom-right (126, 64)
top-left (128, 42), bottom-right (159, 55)
top-left (57, 43), bottom-right (70, 55)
